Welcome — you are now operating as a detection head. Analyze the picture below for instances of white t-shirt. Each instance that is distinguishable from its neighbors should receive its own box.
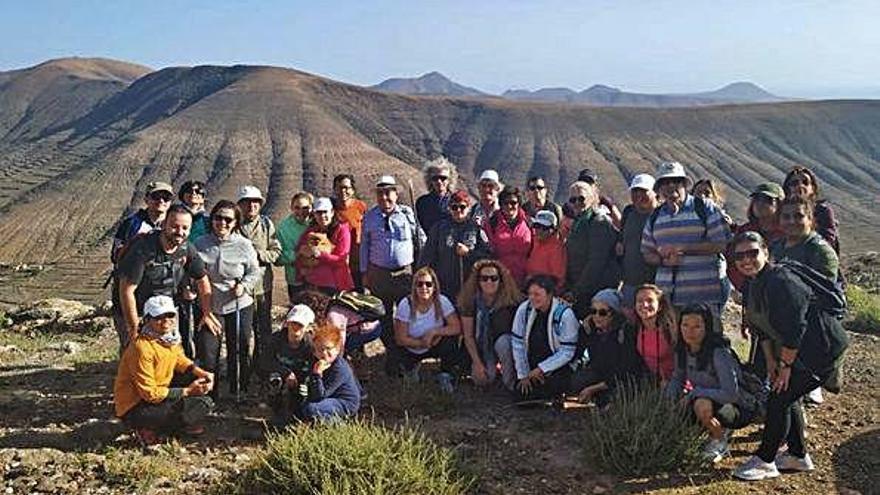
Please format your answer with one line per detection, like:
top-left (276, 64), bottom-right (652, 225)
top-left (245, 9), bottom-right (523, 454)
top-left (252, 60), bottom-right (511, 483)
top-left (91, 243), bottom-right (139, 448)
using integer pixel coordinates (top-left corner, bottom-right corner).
top-left (394, 295), bottom-right (456, 355)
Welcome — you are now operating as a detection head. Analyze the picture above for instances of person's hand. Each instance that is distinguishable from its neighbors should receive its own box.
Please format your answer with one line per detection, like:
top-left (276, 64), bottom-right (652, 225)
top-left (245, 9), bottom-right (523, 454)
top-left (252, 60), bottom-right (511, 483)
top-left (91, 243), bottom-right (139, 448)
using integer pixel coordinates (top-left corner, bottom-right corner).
top-left (773, 366), bottom-right (792, 393)
top-left (285, 372), bottom-right (298, 388)
top-left (577, 386), bottom-right (597, 403)
top-left (201, 313), bottom-right (222, 336)
top-left (233, 282), bottom-right (245, 298)
top-left (471, 361), bottom-right (489, 386)
top-left (517, 377), bottom-right (532, 395)
top-left (527, 367), bottom-right (545, 384)
top-left (454, 243), bottom-right (470, 257)
top-left (180, 287), bottom-right (197, 302)
top-left (186, 378), bottom-right (211, 397)
top-left (313, 359), bottom-right (331, 375)
top-left (658, 245), bottom-right (683, 266)
top-left (740, 323), bottom-right (751, 340)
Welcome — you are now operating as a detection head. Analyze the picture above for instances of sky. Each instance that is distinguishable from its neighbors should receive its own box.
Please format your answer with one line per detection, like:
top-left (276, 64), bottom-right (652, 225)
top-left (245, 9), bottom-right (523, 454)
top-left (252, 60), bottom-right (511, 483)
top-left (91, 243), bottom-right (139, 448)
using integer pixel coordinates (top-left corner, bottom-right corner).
top-left (2, 0), bottom-right (879, 98)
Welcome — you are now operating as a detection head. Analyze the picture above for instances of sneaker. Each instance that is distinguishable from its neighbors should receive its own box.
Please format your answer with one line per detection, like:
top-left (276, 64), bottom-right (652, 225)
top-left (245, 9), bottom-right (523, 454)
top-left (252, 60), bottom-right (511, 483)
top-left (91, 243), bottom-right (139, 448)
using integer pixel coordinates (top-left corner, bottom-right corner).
top-left (702, 437), bottom-right (730, 463)
top-left (733, 455), bottom-right (780, 481)
top-left (805, 387), bottom-right (824, 405)
top-left (436, 372), bottom-right (455, 394)
top-left (775, 452), bottom-right (815, 472)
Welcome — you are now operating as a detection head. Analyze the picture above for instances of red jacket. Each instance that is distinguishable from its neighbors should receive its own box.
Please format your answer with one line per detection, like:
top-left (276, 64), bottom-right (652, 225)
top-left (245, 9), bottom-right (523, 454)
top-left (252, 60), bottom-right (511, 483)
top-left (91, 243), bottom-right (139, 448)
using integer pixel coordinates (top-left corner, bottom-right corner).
top-left (296, 222), bottom-right (354, 291)
top-left (484, 210), bottom-right (532, 288)
top-left (526, 232), bottom-right (566, 289)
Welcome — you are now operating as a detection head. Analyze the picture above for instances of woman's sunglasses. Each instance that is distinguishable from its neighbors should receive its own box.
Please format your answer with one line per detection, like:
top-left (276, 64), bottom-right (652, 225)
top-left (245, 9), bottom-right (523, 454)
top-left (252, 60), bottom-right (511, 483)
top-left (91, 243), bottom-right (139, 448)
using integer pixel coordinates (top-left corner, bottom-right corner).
top-left (479, 274), bottom-right (500, 283)
top-left (732, 248), bottom-right (760, 261)
top-left (416, 280), bottom-right (434, 288)
top-left (212, 216), bottom-right (235, 225)
top-left (449, 203), bottom-right (468, 212)
top-left (569, 196), bottom-right (586, 204)
top-left (587, 308), bottom-right (613, 317)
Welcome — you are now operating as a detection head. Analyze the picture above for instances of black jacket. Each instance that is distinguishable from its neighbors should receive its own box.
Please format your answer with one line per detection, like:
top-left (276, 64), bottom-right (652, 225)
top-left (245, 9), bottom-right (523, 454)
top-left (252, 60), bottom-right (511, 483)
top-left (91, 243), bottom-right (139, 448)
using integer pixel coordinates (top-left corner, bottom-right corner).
top-left (418, 218), bottom-right (491, 298)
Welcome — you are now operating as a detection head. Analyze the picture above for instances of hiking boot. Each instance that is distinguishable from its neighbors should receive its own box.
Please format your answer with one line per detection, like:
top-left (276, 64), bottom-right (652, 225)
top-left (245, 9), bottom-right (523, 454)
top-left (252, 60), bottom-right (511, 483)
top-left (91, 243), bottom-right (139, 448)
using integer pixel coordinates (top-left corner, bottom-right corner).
top-left (775, 452), bottom-right (815, 472)
top-left (805, 387), bottom-right (824, 405)
top-left (733, 455), bottom-right (780, 481)
top-left (702, 437), bottom-right (730, 463)
top-left (436, 372), bottom-right (455, 394)
top-left (135, 428), bottom-right (162, 447)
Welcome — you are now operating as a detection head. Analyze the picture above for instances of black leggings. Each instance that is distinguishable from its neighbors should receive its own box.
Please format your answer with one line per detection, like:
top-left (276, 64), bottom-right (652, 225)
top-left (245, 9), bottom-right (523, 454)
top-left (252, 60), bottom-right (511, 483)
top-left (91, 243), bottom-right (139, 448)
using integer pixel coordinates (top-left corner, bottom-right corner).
top-left (755, 364), bottom-right (827, 462)
top-left (387, 336), bottom-right (463, 375)
top-left (196, 305), bottom-right (254, 401)
top-left (123, 395), bottom-right (213, 431)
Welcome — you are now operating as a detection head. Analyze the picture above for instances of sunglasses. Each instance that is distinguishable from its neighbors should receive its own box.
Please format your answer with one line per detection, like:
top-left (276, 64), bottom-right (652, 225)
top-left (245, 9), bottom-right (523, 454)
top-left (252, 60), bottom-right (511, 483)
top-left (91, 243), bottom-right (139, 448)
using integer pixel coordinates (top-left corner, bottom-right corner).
top-left (431, 175), bottom-right (449, 182)
top-left (569, 196), bottom-right (587, 204)
top-left (149, 193), bottom-right (174, 202)
top-left (153, 313), bottom-right (177, 320)
top-left (528, 185), bottom-right (546, 191)
top-left (588, 308), bottom-right (613, 317)
top-left (479, 274), bottom-right (500, 283)
top-left (787, 177), bottom-right (811, 187)
top-left (416, 280), bottom-right (434, 288)
top-left (534, 224), bottom-right (553, 230)
top-left (213, 216), bottom-right (236, 224)
top-left (449, 203), bottom-right (468, 212)
top-left (732, 248), bottom-right (760, 261)
top-left (293, 205), bottom-right (312, 211)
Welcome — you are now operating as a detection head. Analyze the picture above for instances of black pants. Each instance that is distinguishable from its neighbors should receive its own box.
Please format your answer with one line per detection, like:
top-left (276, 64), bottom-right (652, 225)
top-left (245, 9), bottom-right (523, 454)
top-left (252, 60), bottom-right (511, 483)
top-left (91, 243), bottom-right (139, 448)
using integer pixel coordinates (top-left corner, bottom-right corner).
top-left (196, 305), bottom-right (254, 401)
top-left (266, 378), bottom-right (307, 421)
top-left (123, 395), bottom-right (213, 431)
top-left (568, 367), bottom-right (615, 407)
top-left (365, 264), bottom-right (412, 363)
top-left (755, 364), bottom-right (827, 462)
top-left (386, 336), bottom-right (463, 375)
top-left (251, 292), bottom-right (273, 382)
top-left (177, 300), bottom-right (202, 359)
top-left (517, 367), bottom-right (572, 401)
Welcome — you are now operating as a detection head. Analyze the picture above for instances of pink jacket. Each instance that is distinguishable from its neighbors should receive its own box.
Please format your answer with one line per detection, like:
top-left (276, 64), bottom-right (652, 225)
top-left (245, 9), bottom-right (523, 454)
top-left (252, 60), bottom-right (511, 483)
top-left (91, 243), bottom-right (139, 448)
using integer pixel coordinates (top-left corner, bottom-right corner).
top-left (484, 210), bottom-right (532, 288)
top-left (296, 222), bottom-right (355, 291)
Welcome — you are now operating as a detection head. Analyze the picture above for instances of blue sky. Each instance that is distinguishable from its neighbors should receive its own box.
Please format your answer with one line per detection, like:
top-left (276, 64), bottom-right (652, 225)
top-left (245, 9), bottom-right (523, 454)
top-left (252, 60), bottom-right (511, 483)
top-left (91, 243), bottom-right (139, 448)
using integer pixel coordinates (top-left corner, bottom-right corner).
top-left (2, 0), bottom-right (878, 98)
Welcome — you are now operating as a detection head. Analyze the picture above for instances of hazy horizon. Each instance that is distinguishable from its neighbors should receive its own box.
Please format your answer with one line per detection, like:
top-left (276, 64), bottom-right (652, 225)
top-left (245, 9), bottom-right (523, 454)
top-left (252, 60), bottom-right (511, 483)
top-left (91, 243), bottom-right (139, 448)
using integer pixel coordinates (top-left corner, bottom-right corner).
top-left (2, 0), bottom-right (878, 99)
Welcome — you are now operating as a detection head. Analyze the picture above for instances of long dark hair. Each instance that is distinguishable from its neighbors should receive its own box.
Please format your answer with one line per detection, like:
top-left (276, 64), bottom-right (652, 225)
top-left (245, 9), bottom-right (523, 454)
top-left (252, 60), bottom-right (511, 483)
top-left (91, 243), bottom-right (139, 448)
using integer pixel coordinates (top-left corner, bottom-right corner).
top-left (674, 303), bottom-right (730, 371)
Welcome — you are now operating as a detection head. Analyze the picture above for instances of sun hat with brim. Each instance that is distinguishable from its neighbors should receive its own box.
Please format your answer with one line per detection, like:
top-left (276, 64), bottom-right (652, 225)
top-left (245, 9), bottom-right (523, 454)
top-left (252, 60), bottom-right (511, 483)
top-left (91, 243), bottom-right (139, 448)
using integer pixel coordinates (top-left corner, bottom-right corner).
top-left (654, 161), bottom-right (692, 186)
top-left (375, 175), bottom-right (398, 189)
top-left (146, 181), bottom-right (174, 195)
top-left (285, 304), bottom-right (316, 326)
top-left (313, 197), bottom-right (333, 212)
top-left (532, 210), bottom-right (558, 228)
top-left (237, 185), bottom-right (264, 202)
top-left (143, 295), bottom-right (178, 318)
top-left (750, 182), bottom-right (785, 200)
top-left (629, 174), bottom-right (656, 191)
top-left (478, 169), bottom-right (501, 185)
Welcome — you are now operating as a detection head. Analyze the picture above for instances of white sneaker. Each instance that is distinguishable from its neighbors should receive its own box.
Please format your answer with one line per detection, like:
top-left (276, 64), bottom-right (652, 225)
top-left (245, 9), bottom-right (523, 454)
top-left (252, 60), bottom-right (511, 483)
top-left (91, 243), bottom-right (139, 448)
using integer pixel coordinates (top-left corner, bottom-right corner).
top-left (734, 455), bottom-right (780, 481)
top-left (806, 387), bottom-right (824, 405)
top-left (702, 437), bottom-right (730, 463)
top-left (775, 452), bottom-right (815, 472)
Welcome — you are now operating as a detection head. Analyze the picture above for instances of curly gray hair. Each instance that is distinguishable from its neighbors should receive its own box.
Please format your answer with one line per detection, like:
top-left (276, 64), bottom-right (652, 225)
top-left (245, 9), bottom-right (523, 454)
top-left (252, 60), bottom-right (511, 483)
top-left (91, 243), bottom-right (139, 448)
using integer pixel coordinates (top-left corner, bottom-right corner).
top-left (421, 156), bottom-right (459, 191)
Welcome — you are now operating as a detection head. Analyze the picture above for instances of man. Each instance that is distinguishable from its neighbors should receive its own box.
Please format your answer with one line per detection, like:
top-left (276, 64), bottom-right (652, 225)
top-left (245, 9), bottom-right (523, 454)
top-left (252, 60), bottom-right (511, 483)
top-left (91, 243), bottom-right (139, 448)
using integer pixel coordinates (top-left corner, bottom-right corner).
top-left (418, 190), bottom-right (491, 299)
top-left (332, 175), bottom-right (368, 288)
top-left (360, 175), bottom-right (425, 362)
top-left (415, 156), bottom-right (458, 233)
top-left (522, 175), bottom-right (564, 225)
top-left (471, 169), bottom-right (502, 226)
top-left (116, 205), bottom-right (221, 354)
top-left (618, 174), bottom-right (659, 311)
top-left (277, 192), bottom-right (314, 303)
top-left (565, 182), bottom-right (622, 317)
top-left (641, 161), bottom-right (732, 316)
top-left (237, 185), bottom-right (283, 375)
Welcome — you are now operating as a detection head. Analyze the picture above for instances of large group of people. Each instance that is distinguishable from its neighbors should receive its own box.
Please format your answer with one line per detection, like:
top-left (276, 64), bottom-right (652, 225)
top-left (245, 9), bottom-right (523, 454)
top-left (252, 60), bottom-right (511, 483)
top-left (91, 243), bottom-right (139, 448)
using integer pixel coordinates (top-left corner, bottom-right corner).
top-left (110, 158), bottom-right (848, 481)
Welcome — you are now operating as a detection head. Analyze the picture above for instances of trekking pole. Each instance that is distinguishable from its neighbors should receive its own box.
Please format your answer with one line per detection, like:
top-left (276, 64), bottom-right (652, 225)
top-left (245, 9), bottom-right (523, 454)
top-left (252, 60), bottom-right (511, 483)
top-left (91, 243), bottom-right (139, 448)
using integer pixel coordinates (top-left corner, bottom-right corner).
top-left (187, 300), bottom-right (195, 358)
top-left (234, 282), bottom-right (242, 404)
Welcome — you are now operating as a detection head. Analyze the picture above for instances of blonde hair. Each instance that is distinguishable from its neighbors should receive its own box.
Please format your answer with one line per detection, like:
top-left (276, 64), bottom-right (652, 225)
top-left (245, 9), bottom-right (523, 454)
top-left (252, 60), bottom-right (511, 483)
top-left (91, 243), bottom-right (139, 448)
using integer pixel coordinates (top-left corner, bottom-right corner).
top-left (457, 259), bottom-right (523, 314)
top-left (409, 266), bottom-right (444, 320)
top-left (422, 156), bottom-right (459, 191)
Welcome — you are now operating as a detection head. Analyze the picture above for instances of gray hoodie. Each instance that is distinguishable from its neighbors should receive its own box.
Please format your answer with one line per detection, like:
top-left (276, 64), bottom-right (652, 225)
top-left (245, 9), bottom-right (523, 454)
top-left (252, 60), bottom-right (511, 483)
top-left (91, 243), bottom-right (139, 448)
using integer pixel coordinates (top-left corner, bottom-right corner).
top-left (194, 232), bottom-right (260, 315)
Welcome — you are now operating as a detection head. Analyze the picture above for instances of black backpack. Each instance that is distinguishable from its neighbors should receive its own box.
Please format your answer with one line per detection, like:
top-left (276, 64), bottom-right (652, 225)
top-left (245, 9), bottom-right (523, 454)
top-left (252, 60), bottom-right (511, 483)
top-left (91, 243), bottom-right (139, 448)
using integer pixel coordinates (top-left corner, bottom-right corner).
top-left (330, 290), bottom-right (386, 322)
top-left (777, 259), bottom-right (847, 319)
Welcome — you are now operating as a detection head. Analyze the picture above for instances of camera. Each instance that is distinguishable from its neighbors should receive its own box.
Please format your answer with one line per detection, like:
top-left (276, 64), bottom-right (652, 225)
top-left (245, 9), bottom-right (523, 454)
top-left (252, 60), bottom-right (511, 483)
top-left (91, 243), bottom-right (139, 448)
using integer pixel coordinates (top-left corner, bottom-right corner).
top-left (268, 373), bottom-right (284, 389)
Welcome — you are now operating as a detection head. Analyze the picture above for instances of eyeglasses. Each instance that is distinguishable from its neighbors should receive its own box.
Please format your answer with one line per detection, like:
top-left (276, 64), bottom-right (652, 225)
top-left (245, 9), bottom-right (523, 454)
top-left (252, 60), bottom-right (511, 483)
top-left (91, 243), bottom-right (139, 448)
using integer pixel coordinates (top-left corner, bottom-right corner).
top-left (213, 216), bottom-right (235, 224)
top-left (431, 175), bottom-right (449, 182)
top-left (569, 196), bottom-right (587, 204)
top-left (449, 204), bottom-right (468, 211)
top-left (528, 184), bottom-right (546, 191)
top-left (732, 249), bottom-right (760, 261)
top-left (534, 224), bottom-right (553, 230)
top-left (588, 308), bottom-right (613, 317)
top-left (479, 274), bottom-right (500, 283)
top-left (149, 193), bottom-right (174, 202)
top-left (153, 313), bottom-right (177, 320)
top-left (780, 212), bottom-right (807, 221)
top-left (416, 280), bottom-right (434, 288)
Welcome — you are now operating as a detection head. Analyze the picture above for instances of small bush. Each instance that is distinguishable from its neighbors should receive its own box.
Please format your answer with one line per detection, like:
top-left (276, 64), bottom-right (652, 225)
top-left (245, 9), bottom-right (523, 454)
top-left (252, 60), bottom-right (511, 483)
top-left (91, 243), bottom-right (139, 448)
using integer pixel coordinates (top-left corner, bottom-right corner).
top-left (846, 285), bottom-right (880, 334)
top-left (239, 419), bottom-right (474, 495)
top-left (582, 378), bottom-right (706, 476)
top-left (103, 443), bottom-right (182, 490)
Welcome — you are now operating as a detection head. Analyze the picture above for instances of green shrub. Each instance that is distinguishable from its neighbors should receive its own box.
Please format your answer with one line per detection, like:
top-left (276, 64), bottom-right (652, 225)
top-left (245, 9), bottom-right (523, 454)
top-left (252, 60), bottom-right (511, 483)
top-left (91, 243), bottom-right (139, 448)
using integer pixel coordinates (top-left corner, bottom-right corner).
top-left (846, 285), bottom-right (880, 333)
top-left (239, 419), bottom-right (474, 495)
top-left (582, 378), bottom-right (706, 476)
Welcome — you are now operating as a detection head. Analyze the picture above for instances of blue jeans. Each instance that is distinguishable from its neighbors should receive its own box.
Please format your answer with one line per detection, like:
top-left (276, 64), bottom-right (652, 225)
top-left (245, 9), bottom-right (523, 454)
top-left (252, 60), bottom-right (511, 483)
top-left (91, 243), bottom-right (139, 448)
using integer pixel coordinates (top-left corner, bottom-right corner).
top-left (300, 398), bottom-right (354, 421)
top-left (344, 323), bottom-right (383, 354)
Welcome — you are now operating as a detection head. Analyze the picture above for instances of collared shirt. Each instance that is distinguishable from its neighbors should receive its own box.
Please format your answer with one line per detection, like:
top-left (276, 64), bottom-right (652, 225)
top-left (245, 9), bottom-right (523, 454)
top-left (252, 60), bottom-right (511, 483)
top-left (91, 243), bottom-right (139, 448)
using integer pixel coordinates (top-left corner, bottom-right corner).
top-left (360, 204), bottom-right (425, 272)
top-left (470, 201), bottom-right (499, 227)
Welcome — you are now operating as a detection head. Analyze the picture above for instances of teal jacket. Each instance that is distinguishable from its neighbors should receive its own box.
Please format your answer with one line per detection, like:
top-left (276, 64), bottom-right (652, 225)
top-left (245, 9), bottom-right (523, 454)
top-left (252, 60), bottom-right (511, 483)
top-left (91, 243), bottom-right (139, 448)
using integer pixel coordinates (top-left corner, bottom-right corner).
top-left (276, 215), bottom-right (310, 285)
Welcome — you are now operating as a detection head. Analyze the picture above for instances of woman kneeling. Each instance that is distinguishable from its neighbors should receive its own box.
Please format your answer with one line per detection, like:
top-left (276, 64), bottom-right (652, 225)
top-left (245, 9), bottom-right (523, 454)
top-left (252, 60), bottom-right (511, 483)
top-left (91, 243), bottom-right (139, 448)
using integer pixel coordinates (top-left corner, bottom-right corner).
top-left (299, 324), bottom-right (361, 421)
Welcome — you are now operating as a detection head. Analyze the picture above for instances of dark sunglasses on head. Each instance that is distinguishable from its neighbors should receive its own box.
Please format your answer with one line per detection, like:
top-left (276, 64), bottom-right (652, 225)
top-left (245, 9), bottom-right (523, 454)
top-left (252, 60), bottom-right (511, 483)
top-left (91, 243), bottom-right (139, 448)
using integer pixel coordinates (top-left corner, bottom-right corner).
top-left (569, 196), bottom-right (586, 204)
top-left (528, 184), bottom-right (546, 191)
top-left (431, 175), bottom-right (449, 182)
top-left (213, 216), bottom-right (235, 224)
top-left (449, 203), bottom-right (468, 212)
top-left (732, 248), bottom-right (760, 261)
top-left (587, 308), bottom-right (613, 317)
top-left (416, 280), bottom-right (434, 288)
top-left (479, 274), bottom-right (500, 283)
top-left (149, 192), bottom-right (174, 202)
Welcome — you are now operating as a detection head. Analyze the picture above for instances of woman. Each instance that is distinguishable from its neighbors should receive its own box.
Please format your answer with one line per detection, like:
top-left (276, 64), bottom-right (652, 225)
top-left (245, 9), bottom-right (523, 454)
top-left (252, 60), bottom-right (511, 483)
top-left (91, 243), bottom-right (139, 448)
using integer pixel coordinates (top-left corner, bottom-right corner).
top-left (633, 284), bottom-right (677, 382)
top-left (728, 183), bottom-right (786, 291)
top-left (771, 197), bottom-right (839, 280)
top-left (178, 180), bottom-right (211, 241)
top-left (483, 186), bottom-right (532, 287)
top-left (692, 178), bottom-right (734, 228)
top-left (296, 197), bottom-right (354, 293)
top-left (390, 267), bottom-right (462, 393)
top-left (731, 231), bottom-right (848, 481)
top-left (458, 259), bottom-right (523, 391)
top-left (511, 274), bottom-right (580, 401)
top-left (570, 289), bottom-right (640, 408)
top-left (415, 156), bottom-right (459, 233)
top-left (332, 174), bottom-right (368, 288)
top-left (665, 304), bottom-right (755, 463)
top-left (526, 210), bottom-right (566, 289)
top-left (194, 200), bottom-right (260, 401)
top-left (783, 166), bottom-right (839, 254)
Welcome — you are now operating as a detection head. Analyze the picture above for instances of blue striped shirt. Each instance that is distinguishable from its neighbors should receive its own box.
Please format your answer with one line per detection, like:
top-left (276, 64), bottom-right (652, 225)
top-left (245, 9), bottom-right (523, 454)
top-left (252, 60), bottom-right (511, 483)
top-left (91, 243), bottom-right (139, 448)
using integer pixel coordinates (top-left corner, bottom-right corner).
top-left (641, 195), bottom-right (732, 305)
top-left (359, 204), bottom-right (426, 272)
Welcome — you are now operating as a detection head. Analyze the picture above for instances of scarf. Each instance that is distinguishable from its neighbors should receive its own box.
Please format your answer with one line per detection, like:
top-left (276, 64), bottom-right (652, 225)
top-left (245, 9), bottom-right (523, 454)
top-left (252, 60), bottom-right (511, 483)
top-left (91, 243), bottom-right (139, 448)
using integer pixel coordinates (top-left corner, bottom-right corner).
top-left (140, 324), bottom-right (182, 347)
top-left (475, 296), bottom-right (494, 360)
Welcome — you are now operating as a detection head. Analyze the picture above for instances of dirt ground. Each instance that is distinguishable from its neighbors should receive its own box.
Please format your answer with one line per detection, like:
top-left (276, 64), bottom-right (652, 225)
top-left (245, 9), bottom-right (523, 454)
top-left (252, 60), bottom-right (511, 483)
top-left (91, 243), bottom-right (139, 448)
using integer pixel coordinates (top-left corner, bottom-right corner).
top-left (1, 297), bottom-right (877, 495)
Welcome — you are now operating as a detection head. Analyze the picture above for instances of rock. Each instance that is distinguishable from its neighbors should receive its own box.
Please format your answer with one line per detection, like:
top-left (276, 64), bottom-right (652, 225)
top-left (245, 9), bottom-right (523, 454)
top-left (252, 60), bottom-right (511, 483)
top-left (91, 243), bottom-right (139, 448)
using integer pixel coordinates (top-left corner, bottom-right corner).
top-left (47, 341), bottom-right (81, 354)
top-left (12, 298), bottom-right (95, 323)
top-left (185, 467), bottom-right (222, 482)
top-left (0, 345), bottom-right (21, 353)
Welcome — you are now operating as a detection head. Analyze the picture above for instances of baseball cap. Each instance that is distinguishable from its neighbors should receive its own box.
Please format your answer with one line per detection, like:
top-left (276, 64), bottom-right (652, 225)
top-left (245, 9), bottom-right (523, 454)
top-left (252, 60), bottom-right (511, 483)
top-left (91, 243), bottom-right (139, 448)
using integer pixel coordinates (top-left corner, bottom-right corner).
top-left (750, 182), bottom-right (785, 200)
top-left (532, 210), bottom-right (558, 228)
top-left (478, 169), bottom-right (501, 185)
top-left (313, 197), bottom-right (333, 212)
top-left (285, 304), bottom-right (316, 326)
top-left (629, 174), bottom-right (656, 191)
top-left (143, 295), bottom-right (177, 318)
top-left (375, 175), bottom-right (398, 189)
top-left (577, 168), bottom-right (599, 184)
top-left (146, 181), bottom-right (174, 196)
top-left (237, 185), bottom-right (264, 202)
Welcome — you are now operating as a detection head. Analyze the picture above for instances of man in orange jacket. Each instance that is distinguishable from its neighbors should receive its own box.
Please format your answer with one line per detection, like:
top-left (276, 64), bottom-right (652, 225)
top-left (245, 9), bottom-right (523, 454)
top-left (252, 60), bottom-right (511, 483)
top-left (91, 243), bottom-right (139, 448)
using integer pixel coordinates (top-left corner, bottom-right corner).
top-left (526, 210), bottom-right (566, 290)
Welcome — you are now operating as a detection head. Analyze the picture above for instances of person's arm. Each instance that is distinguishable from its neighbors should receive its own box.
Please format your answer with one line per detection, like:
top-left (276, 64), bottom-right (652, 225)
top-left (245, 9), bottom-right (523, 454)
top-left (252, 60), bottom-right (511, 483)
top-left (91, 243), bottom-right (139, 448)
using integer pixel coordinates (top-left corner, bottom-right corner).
top-left (460, 315), bottom-right (483, 366)
top-left (318, 224), bottom-right (351, 264)
top-left (641, 220), bottom-right (662, 266)
top-left (193, 275), bottom-right (222, 335)
top-left (259, 218), bottom-right (283, 266)
top-left (690, 348), bottom-right (741, 404)
top-left (118, 278), bottom-right (140, 345)
top-left (394, 318), bottom-right (426, 349)
top-left (437, 312), bottom-right (461, 337)
top-left (132, 344), bottom-right (179, 403)
top-left (510, 303), bottom-right (530, 380)
top-left (239, 242), bottom-right (261, 294)
top-left (536, 307), bottom-right (579, 374)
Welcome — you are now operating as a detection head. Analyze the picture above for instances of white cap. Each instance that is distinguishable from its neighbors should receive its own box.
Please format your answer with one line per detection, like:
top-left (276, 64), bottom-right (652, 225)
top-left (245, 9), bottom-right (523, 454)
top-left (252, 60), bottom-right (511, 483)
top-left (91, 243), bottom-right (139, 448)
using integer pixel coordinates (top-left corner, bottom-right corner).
top-left (532, 210), bottom-right (558, 228)
top-left (478, 169), bottom-right (501, 185)
top-left (285, 304), bottom-right (316, 326)
top-left (237, 185), bottom-right (264, 202)
top-left (375, 175), bottom-right (398, 189)
top-left (313, 197), bottom-right (333, 212)
top-left (629, 174), bottom-right (656, 191)
top-left (143, 295), bottom-right (177, 318)
top-left (655, 161), bottom-right (691, 185)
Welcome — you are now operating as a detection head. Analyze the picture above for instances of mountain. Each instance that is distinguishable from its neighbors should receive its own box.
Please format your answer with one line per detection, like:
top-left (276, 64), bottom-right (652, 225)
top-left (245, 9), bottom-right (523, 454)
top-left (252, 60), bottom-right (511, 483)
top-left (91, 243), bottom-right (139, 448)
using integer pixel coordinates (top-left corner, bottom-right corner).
top-left (371, 71), bottom-right (487, 97)
top-left (0, 58), bottom-right (878, 304)
top-left (503, 81), bottom-right (787, 107)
